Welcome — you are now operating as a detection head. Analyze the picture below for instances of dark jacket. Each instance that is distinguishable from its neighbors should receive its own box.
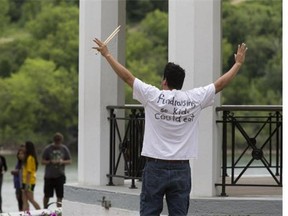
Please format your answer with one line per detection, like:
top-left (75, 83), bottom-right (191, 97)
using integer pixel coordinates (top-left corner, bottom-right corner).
top-left (0, 155), bottom-right (8, 175)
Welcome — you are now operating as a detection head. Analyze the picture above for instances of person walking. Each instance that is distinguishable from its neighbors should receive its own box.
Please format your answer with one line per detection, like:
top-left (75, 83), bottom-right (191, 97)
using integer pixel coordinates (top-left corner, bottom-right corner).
top-left (22, 141), bottom-right (41, 211)
top-left (0, 153), bottom-right (8, 213)
top-left (93, 38), bottom-right (248, 215)
top-left (41, 132), bottom-right (72, 208)
top-left (11, 146), bottom-right (25, 211)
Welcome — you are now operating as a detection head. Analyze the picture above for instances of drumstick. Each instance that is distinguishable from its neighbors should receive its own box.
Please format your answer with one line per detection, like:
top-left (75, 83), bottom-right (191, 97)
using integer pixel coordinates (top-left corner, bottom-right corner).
top-left (94, 26), bottom-right (121, 55)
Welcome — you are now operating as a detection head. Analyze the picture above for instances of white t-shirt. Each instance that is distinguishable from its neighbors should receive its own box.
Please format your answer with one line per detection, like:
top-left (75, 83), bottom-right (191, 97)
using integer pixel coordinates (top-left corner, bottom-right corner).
top-left (133, 78), bottom-right (216, 160)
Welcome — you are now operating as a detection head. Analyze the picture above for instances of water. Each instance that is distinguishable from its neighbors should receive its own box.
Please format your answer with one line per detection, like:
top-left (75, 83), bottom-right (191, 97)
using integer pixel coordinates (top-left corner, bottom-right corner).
top-left (225, 153), bottom-right (280, 176)
top-left (1, 153), bottom-right (78, 213)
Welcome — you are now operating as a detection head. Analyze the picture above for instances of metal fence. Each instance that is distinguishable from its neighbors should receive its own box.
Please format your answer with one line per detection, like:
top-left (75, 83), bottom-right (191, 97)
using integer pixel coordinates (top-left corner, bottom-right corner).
top-left (215, 105), bottom-right (282, 196)
top-left (106, 105), bottom-right (145, 189)
top-left (106, 105), bottom-right (283, 194)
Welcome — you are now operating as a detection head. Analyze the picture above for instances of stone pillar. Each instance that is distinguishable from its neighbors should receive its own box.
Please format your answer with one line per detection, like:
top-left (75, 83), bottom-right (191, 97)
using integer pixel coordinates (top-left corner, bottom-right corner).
top-left (78, 0), bottom-right (125, 185)
top-left (169, 0), bottom-right (221, 196)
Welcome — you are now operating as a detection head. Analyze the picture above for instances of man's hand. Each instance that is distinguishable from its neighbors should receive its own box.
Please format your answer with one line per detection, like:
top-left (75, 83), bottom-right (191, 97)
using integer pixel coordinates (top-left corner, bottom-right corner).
top-left (92, 38), bottom-right (110, 57)
top-left (234, 43), bottom-right (248, 65)
top-left (91, 37), bottom-right (135, 87)
top-left (51, 159), bottom-right (58, 164)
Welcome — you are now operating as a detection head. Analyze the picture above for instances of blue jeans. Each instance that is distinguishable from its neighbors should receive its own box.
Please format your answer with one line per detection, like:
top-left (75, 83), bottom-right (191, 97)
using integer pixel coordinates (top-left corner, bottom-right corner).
top-left (140, 160), bottom-right (191, 216)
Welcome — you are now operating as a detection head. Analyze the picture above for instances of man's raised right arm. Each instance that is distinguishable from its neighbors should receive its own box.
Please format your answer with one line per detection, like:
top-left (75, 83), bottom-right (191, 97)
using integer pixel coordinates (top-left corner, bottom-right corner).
top-left (214, 43), bottom-right (248, 94)
top-left (93, 38), bottom-right (135, 88)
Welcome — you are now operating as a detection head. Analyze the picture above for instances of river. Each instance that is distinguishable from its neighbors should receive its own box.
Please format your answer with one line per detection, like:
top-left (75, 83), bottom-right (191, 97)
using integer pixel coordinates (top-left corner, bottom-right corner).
top-left (1, 153), bottom-right (78, 213)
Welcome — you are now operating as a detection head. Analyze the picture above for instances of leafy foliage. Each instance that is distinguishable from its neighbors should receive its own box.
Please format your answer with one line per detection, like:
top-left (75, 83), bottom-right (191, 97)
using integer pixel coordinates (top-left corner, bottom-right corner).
top-left (221, 0), bottom-right (282, 105)
top-left (0, 1), bottom-right (78, 147)
top-left (0, 40), bottom-right (29, 77)
top-left (126, 10), bottom-right (168, 103)
top-left (0, 0), bottom-right (9, 34)
top-left (0, 58), bottom-right (78, 145)
top-left (27, 4), bottom-right (79, 71)
top-left (126, 0), bottom-right (168, 23)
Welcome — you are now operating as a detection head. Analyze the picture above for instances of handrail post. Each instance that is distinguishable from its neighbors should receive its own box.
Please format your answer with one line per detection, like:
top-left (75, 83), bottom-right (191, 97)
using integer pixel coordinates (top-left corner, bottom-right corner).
top-left (268, 113), bottom-right (272, 167)
top-left (275, 111), bottom-right (280, 176)
top-left (107, 108), bottom-right (115, 186)
top-left (279, 111), bottom-right (283, 185)
top-left (130, 109), bottom-right (137, 189)
top-left (231, 113), bottom-right (235, 184)
top-left (221, 110), bottom-right (228, 196)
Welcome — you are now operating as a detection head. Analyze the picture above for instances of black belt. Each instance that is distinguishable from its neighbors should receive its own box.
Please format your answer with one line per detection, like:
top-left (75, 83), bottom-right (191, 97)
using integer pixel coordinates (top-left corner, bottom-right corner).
top-left (146, 157), bottom-right (189, 164)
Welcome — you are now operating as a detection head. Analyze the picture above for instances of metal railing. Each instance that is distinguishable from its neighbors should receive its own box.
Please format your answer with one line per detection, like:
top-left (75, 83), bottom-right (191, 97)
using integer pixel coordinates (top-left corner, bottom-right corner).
top-left (106, 105), bottom-right (283, 194)
top-left (215, 105), bottom-right (282, 196)
top-left (106, 105), bottom-right (145, 189)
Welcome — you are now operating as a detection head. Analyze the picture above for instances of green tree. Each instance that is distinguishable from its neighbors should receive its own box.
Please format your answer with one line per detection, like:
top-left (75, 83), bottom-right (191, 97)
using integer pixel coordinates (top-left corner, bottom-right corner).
top-left (126, 0), bottom-right (168, 23)
top-left (0, 1), bottom-right (79, 147)
top-left (7, 0), bottom-right (27, 23)
top-left (126, 10), bottom-right (168, 103)
top-left (222, 0), bottom-right (282, 105)
top-left (8, 0), bottom-right (78, 25)
top-left (0, 58), bottom-right (78, 146)
top-left (0, 0), bottom-right (9, 34)
top-left (26, 4), bottom-right (79, 72)
top-left (0, 40), bottom-right (29, 77)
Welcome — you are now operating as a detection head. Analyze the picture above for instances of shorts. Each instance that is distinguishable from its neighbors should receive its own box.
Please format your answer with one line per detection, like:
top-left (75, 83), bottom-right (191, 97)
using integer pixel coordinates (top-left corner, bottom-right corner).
top-left (44, 175), bottom-right (66, 198)
top-left (22, 184), bottom-right (36, 192)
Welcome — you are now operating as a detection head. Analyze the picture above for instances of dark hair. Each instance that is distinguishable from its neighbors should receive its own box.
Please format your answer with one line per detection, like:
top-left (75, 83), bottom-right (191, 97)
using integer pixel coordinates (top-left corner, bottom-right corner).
top-left (53, 132), bottom-right (64, 143)
top-left (163, 62), bottom-right (185, 90)
top-left (25, 141), bottom-right (39, 170)
top-left (16, 148), bottom-right (25, 168)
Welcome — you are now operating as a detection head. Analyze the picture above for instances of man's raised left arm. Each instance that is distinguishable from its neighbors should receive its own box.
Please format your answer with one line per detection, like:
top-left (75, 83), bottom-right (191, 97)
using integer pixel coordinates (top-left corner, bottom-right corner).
top-left (93, 38), bottom-right (135, 88)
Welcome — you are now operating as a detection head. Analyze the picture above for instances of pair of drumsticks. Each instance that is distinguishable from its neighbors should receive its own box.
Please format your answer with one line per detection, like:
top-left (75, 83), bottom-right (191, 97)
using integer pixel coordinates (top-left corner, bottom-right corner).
top-left (94, 25), bottom-right (120, 55)
top-left (103, 25), bottom-right (121, 45)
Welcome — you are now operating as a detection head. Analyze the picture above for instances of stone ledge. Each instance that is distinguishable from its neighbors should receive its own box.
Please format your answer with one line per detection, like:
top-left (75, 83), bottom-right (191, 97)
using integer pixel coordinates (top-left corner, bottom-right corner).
top-left (64, 183), bottom-right (282, 216)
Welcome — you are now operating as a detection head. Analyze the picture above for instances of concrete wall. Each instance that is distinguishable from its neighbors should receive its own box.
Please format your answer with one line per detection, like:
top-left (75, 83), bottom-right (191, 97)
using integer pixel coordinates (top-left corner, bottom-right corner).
top-left (78, 0), bottom-right (125, 186)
